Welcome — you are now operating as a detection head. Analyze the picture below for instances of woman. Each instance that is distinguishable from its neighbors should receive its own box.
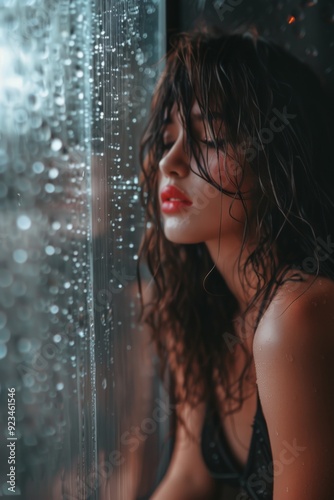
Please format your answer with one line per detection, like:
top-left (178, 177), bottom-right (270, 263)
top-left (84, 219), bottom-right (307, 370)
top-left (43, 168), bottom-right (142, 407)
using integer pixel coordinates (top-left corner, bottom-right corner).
top-left (137, 28), bottom-right (334, 499)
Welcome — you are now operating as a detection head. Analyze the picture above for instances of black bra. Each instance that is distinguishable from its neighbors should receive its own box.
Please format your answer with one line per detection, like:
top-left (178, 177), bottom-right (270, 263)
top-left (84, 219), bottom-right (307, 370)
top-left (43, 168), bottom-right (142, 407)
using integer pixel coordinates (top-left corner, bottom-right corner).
top-left (201, 391), bottom-right (274, 499)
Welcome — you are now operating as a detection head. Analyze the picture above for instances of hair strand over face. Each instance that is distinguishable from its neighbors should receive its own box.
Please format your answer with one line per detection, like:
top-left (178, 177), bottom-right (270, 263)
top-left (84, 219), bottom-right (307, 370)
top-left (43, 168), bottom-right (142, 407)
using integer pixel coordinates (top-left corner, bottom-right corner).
top-left (136, 28), bottom-right (334, 435)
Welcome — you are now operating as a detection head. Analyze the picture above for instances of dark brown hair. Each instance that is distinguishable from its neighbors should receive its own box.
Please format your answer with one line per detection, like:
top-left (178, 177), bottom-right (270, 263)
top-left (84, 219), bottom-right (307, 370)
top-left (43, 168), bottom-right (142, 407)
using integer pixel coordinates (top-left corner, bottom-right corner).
top-left (136, 28), bottom-right (334, 435)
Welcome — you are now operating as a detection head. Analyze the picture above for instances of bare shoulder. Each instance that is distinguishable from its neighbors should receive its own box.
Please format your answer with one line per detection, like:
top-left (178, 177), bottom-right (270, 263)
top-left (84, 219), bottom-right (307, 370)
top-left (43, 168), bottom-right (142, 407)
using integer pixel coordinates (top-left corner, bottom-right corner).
top-left (253, 270), bottom-right (334, 395)
top-left (254, 271), bottom-right (334, 355)
top-left (253, 272), bottom-right (334, 497)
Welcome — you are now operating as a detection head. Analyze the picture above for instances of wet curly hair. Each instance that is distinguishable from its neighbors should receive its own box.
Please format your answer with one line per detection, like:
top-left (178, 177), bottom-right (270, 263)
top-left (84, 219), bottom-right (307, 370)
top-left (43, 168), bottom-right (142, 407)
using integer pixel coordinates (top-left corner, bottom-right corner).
top-left (136, 28), bottom-right (334, 436)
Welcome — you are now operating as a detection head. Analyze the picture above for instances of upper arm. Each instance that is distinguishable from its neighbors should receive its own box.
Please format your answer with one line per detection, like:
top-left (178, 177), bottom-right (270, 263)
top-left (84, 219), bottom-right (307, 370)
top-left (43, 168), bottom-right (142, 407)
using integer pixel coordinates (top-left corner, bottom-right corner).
top-left (254, 279), bottom-right (334, 499)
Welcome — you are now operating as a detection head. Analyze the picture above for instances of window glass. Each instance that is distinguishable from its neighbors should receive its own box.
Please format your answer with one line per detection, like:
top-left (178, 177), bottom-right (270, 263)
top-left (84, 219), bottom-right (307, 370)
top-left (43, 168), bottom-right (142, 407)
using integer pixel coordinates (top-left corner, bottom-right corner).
top-left (91, 1), bottom-right (166, 499)
top-left (0, 1), bottom-right (165, 498)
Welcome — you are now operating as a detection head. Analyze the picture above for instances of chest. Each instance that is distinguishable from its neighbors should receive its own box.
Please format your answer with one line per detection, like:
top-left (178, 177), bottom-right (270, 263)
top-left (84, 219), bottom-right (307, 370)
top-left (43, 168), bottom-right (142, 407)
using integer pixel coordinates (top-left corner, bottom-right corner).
top-left (213, 356), bottom-right (258, 468)
top-left (219, 389), bottom-right (258, 468)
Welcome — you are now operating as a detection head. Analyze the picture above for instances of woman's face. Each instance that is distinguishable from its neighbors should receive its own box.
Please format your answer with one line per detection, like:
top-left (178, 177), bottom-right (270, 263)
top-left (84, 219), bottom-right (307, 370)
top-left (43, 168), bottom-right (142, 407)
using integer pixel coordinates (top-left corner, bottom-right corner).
top-left (158, 101), bottom-right (258, 245)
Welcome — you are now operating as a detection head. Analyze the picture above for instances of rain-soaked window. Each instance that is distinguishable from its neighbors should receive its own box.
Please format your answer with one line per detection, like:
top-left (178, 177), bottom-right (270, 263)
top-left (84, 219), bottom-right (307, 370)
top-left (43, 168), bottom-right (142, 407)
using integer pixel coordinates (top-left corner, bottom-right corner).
top-left (0, 1), bottom-right (165, 499)
top-left (1, 1), bottom-right (334, 500)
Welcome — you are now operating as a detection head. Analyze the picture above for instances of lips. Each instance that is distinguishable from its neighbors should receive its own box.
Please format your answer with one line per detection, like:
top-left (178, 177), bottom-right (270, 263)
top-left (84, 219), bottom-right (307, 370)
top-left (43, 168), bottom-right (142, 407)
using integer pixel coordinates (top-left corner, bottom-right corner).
top-left (160, 185), bottom-right (192, 214)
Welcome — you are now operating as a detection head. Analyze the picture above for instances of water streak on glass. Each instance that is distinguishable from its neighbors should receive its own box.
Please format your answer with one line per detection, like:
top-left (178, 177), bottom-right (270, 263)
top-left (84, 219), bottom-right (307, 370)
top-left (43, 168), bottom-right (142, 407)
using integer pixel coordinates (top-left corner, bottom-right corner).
top-left (0, 1), bottom-right (95, 498)
top-left (91, 1), bottom-right (166, 498)
top-left (0, 1), bottom-right (166, 499)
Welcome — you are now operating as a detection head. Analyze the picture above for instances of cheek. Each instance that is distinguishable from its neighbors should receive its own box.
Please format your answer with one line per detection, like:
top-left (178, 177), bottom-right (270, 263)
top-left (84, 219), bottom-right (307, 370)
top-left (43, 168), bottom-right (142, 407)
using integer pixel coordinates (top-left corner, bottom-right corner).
top-left (208, 153), bottom-right (244, 190)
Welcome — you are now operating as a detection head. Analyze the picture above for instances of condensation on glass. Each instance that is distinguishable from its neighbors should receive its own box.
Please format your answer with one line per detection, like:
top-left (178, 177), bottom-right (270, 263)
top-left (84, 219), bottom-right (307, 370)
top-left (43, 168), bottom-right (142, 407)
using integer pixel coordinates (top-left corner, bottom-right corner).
top-left (0, 1), bottom-right (95, 498)
top-left (0, 1), bottom-right (165, 499)
top-left (91, 1), bottom-right (167, 499)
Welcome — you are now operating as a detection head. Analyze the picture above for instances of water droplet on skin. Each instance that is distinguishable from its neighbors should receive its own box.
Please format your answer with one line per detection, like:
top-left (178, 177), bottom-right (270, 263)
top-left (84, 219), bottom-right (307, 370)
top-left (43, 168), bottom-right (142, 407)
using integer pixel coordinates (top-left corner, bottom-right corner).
top-left (286, 353), bottom-right (294, 362)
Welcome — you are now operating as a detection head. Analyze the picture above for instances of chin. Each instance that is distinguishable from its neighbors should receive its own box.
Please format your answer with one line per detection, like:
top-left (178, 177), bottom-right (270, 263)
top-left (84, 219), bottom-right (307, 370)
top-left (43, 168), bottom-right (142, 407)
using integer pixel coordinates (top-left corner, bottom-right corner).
top-left (164, 233), bottom-right (197, 245)
top-left (162, 226), bottom-right (206, 245)
top-left (161, 215), bottom-right (219, 245)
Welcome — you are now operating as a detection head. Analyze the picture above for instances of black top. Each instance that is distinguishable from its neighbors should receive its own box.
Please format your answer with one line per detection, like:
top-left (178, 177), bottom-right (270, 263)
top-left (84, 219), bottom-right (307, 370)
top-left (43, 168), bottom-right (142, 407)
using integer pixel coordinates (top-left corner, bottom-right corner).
top-left (201, 391), bottom-right (273, 499)
top-left (201, 272), bottom-right (306, 498)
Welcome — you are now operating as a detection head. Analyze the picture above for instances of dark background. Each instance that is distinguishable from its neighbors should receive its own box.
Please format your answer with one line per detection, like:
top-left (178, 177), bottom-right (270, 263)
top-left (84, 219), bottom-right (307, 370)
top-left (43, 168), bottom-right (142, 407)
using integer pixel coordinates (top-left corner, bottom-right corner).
top-left (166, 0), bottom-right (334, 87)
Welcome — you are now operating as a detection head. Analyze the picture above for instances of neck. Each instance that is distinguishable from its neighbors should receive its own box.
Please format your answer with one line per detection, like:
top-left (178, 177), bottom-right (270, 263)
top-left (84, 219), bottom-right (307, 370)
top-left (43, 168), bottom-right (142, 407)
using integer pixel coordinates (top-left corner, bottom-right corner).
top-left (205, 234), bottom-right (276, 317)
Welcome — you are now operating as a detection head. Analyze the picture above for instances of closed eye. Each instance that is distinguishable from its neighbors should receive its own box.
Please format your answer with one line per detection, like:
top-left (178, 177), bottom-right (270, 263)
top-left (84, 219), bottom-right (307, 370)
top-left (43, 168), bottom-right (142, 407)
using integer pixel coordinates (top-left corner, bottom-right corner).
top-left (200, 139), bottom-right (226, 149)
top-left (162, 141), bottom-right (174, 152)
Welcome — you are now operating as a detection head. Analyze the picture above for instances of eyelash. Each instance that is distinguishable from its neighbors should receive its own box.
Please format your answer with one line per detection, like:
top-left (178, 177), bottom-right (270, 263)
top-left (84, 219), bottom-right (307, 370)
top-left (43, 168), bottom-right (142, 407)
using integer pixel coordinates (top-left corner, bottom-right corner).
top-left (162, 141), bottom-right (174, 151)
top-left (162, 139), bottom-right (226, 151)
top-left (200, 139), bottom-right (226, 149)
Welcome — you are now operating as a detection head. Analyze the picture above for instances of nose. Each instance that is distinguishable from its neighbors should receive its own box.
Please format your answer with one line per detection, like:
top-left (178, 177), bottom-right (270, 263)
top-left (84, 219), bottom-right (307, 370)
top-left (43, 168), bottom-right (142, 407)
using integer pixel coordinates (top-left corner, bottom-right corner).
top-left (158, 135), bottom-right (190, 178)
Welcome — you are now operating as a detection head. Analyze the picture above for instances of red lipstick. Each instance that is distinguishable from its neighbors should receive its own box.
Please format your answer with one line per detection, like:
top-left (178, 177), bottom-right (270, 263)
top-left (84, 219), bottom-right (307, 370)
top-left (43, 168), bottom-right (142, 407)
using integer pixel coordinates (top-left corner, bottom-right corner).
top-left (160, 185), bottom-right (192, 214)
